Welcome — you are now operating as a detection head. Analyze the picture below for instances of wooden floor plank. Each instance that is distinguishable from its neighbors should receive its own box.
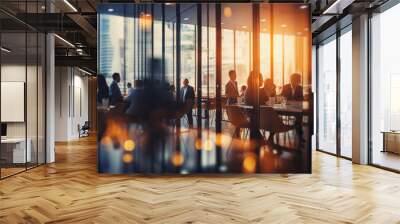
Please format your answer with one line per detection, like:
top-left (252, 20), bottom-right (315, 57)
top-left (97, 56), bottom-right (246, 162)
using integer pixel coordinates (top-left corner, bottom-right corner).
top-left (0, 136), bottom-right (399, 223)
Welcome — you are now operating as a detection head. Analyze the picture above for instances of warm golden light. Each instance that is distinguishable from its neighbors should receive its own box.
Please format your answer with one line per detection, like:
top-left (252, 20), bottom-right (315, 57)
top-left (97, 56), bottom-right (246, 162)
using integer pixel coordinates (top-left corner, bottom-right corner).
top-left (124, 140), bottom-right (135, 152)
top-left (204, 139), bottom-right (213, 151)
top-left (123, 154), bottom-right (133, 163)
top-left (243, 153), bottom-right (257, 173)
top-left (223, 6), bottom-right (232, 18)
top-left (139, 13), bottom-right (152, 31)
top-left (172, 152), bottom-right (184, 166)
top-left (195, 138), bottom-right (202, 150)
top-left (215, 133), bottom-right (231, 148)
top-left (101, 136), bottom-right (112, 146)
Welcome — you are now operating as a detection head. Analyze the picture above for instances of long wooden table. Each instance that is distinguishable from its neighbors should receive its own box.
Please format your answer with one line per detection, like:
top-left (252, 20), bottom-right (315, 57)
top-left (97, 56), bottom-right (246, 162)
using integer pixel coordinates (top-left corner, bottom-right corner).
top-left (235, 101), bottom-right (310, 116)
top-left (233, 101), bottom-right (311, 147)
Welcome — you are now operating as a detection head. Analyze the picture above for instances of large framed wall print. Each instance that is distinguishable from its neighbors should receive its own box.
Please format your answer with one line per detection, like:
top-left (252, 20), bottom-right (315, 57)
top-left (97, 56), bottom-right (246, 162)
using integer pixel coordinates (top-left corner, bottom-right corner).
top-left (97, 3), bottom-right (313, 174)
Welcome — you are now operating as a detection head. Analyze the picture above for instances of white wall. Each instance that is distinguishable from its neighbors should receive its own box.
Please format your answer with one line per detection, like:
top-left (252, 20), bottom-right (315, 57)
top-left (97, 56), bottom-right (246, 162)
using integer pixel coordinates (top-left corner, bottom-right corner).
top-left (55, 67), bottom-right (89, 141)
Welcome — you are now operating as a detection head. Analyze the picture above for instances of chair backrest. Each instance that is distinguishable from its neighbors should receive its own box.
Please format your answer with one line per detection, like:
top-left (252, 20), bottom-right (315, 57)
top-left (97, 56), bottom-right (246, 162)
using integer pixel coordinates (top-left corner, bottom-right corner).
top-left (82, 121), bottom-right (90, 129)
top-left (259, 107), bottom-right (285, 132)
top-left (226, 105), bottom-right (249, 128)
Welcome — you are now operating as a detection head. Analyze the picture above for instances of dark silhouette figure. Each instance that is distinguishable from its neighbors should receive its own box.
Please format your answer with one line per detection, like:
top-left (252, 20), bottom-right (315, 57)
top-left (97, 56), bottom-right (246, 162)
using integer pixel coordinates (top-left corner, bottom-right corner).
top-left (180, 79), bottom-right (195, 127)
top-left (109, 72), bottom-right (123, 106)
top-left (281, 73), bottom-right (304, 101)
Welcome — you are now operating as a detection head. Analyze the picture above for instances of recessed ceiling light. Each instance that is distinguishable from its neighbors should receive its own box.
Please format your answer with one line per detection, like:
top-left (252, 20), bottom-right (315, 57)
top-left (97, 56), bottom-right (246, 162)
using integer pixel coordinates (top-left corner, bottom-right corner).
top-left (223, 6), bottom-right (232, 18)
top-left (41, 5), bottom-right (46, 10)
top-left (300, 5), bottom-right (308, 9)
top-left (297, 32), bottom-right (303, 35)
top-left (54, 34), bottom-right (75, 48)
top-left (63, 0), bottom-right (78, 12)
top-left (78, 67), bottom-right (92, 76)
top-left (261, 19), bottom-right (266, 22)
top-left (1, 47), bottom-right (11, 53)
top-left (108, 8), bottom-right (114, 12)
top-left (304, 27), bottom-right (309, 31)
top-left (184, 17), bottom-right (189, 21)
top-left (242, 25), bottom-right (247, 29)
top-left (281, 24), bottom-right (287, 28)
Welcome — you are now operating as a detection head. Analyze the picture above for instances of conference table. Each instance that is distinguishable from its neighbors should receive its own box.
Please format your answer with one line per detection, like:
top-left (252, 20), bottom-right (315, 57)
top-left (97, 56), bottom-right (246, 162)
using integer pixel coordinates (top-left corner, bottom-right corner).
top-left (233, 101), bottom-right (311, 145)
top-left (235, 101), bottom-right (310, 116)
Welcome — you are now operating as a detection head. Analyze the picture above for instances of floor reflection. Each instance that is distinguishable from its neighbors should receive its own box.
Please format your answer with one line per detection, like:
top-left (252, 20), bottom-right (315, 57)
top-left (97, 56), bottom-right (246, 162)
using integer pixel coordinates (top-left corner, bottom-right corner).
top-left (98, 114), bottom-right (309, 174)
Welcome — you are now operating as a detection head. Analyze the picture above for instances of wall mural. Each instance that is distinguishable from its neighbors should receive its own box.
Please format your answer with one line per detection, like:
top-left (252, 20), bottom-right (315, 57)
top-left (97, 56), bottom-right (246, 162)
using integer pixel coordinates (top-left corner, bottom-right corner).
top-left (97, 3), bottom-right (313, 174)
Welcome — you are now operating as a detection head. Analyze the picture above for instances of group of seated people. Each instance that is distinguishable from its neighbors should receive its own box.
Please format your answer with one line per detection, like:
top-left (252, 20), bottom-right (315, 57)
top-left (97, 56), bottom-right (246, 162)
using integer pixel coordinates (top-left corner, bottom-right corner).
top-left (225, 70), bottom-right (304, 105)
top-left (97, 71), bottom-right (304, 129)
top-left (97, 72), bottom-right (196, 127)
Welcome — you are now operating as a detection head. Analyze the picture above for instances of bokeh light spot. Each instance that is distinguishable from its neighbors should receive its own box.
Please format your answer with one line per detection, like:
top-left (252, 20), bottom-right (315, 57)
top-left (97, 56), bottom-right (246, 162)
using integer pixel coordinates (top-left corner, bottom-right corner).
top-left (124, 139), bottom-right (136, 151)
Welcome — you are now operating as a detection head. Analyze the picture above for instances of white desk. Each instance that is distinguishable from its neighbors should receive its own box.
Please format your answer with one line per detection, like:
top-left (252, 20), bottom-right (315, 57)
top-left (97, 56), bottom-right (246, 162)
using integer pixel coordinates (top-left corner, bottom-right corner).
top-left (1, 138), bottom-right (31, 163)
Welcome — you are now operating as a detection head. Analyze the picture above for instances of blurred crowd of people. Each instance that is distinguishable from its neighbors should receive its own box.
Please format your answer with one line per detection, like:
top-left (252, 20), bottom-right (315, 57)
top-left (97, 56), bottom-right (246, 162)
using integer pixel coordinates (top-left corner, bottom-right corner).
top-left (225, 70), bottom-right (304, 106)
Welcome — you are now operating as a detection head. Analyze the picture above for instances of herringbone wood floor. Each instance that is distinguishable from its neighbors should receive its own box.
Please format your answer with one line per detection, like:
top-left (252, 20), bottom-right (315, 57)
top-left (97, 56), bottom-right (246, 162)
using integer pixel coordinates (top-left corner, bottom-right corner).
top-left (1, 136), bottom-right (399, 224)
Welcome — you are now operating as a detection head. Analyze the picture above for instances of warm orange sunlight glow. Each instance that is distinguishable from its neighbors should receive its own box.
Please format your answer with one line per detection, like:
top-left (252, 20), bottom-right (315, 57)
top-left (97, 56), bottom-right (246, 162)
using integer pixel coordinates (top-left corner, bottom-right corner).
top-left (123, 154), bottom-right (133, 163)
top-left (243, 153), bottom-right (257, 173)
top-left (124, 140), bottom-right (136, 152)
top-left (172, 152), bottom-right (184, 166)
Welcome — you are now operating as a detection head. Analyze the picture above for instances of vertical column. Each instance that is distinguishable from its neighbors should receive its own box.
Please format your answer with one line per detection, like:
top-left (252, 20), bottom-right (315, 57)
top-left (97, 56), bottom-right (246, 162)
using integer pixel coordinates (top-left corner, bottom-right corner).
top-left (46, 32), bottom-right (55, 163)
top-left (336, 29), bottom-right (341, 156)
top-left (162, 4), bottom-right (165, 82)
top-left (250, 4), bottom-right (261, 141)
top-left (196, 3), bottom-right (202, 171)
top-left (215, 4), bottom-right (222, 169)
top-left (352, 14), bottom-right (369, 164)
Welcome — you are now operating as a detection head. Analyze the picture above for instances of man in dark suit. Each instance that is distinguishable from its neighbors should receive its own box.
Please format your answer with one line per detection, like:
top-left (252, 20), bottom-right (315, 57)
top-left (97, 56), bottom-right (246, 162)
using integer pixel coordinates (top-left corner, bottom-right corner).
top-left (180, 78), bottom-right (195, 127)
top-left (109, 72), bottom-right (123, 105)
top-left (225, 70), bottom-right (239, 105)
top-left (281, 73), bottom-right (304, 101)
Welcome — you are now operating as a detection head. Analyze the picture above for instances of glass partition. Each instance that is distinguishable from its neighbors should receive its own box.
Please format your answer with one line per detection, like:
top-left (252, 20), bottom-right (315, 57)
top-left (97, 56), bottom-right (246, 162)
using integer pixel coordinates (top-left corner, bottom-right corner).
top-left (0, 2), bottom-right (46, 179)
top-left (97, 3), bottom-right (312, 174)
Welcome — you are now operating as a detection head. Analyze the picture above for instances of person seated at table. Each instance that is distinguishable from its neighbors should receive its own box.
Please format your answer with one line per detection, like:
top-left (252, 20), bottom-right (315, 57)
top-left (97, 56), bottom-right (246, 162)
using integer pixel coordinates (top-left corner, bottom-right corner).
top-left (239, 85), bottom-right (247, 97)
top-left (244, 71), bottom-right (267, 105)
top-left (262, 78), bottom-right (276, 100)
top-left (281, 73), bottom-right (304, 101)
top-left (127, 82), bottom-right (134, 96)
top-left (238, 85), bottom-right (247, 104)
top-left (225, 70), bottom-right (239, 105)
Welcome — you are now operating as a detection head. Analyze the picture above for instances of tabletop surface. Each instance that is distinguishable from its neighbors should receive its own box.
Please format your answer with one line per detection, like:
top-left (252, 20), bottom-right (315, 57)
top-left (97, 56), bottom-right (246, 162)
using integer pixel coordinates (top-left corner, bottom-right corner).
top-left (235, 101), bottom-right (310, 113)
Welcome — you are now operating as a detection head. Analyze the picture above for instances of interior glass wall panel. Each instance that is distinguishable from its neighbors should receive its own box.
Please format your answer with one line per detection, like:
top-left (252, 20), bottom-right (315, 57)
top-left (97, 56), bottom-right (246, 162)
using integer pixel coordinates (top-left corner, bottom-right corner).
top-left (125, 4), bottom-right (135, 90)
top-left (27, 30), bottom-right (38, 169)
top-left (259, 4), bottom-right (312, 172)
top-left (0, 1), bottom-right (46, 179)
top-left (1, 31), bottom-right (28, 177)
top-left (371, 3), bottom-right (400, 171)
top-left (165, 4), bottom-right (176, 85)
top-left (317, 35), bottom-right (337, 154)
top-left (98, 4), bottom-right (125, 85)
top-left (201, 4), bottom-right (216, 114)
top-left (180, 4), bottom-right (197, 96)
top-left (339, 27), bottom-right (352, 158)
